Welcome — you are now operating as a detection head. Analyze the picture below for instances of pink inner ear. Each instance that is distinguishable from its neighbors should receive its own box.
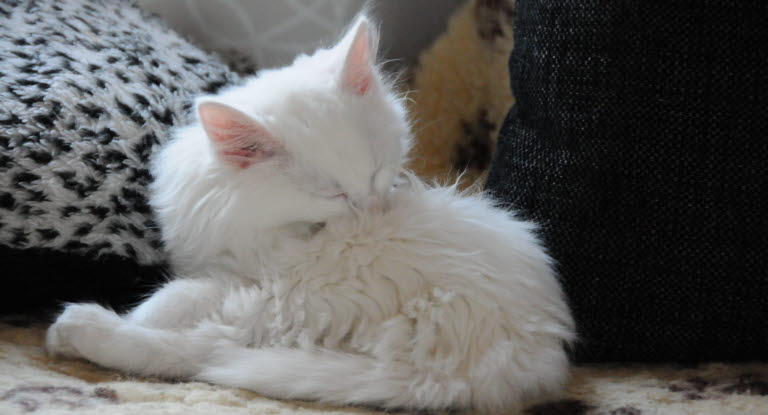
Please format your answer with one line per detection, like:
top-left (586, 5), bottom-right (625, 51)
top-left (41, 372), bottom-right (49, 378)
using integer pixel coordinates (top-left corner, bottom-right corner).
top-left (341, 19), bottom-right (376, 96)
top-left (198, 102), bottom-right (281, 169)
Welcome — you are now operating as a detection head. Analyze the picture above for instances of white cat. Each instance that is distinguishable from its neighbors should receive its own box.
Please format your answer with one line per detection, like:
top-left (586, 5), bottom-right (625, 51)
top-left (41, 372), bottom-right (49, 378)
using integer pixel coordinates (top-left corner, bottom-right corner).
top-left (46, 16), bottom-right (574, 412)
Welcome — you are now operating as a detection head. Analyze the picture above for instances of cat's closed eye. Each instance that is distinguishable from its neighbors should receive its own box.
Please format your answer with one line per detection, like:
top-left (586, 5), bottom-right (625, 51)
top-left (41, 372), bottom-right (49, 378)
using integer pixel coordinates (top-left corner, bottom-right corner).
top-left (311, 180), bottom-right (347, 201)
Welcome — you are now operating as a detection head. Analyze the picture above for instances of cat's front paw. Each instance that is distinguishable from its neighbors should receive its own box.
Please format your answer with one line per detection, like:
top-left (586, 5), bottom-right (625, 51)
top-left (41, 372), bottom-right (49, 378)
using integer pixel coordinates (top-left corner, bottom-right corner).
top-left (46, 303), bottom-right (121, 359)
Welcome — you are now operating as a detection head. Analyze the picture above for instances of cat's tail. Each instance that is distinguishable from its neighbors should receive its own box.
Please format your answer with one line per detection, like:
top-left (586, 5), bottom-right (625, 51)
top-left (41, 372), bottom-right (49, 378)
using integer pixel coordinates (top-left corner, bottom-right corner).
top-left (196, 344), bottom-right (463, 410)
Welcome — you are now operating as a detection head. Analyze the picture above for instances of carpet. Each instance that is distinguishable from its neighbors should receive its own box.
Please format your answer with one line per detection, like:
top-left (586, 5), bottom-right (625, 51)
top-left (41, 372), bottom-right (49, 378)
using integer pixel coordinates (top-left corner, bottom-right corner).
top-left (1, 320), bottom-right (766, 414)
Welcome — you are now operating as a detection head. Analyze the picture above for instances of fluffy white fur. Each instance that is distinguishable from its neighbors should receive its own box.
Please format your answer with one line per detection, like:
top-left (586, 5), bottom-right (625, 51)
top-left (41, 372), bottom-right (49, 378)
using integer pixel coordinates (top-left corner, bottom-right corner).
top-left (46, 16), bottom-right (575, 413)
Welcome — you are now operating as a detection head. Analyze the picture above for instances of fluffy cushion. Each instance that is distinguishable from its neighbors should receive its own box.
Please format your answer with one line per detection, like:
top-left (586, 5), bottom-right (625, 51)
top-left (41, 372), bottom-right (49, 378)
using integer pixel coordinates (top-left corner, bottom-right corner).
top-left (486, 0), bottom-right (767, 361)
top-left (0, 0), bottom-right (239, 312)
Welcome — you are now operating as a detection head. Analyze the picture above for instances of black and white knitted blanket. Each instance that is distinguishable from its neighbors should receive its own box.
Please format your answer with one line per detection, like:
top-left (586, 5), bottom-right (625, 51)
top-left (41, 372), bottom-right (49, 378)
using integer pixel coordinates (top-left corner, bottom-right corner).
top-left (0, 0), bottom-right (239, 312)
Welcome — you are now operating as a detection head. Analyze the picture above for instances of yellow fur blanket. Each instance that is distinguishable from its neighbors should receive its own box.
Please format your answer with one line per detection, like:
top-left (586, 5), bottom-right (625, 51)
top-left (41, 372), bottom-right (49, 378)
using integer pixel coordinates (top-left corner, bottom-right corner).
top-left (407, 0), bottom-right (515, 188)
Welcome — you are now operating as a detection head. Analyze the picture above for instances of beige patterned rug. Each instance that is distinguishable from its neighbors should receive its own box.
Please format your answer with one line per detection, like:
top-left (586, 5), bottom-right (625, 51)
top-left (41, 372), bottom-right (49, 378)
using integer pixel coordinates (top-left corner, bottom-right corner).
top-left (1, 321), bottom-right (766, 415)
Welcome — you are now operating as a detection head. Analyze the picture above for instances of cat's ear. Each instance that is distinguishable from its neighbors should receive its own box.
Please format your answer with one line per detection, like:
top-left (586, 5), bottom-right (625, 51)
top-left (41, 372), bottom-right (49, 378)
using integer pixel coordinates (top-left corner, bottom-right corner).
top-left (198, 101), bottom-right (282, 169)
top-left (340, 16), bottom-right (378, 96)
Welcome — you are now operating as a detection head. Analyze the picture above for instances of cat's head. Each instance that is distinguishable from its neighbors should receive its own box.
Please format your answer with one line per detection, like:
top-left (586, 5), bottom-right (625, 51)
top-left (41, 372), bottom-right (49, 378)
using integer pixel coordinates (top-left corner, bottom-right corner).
top-left (151, 16), bottom-right (411, 264)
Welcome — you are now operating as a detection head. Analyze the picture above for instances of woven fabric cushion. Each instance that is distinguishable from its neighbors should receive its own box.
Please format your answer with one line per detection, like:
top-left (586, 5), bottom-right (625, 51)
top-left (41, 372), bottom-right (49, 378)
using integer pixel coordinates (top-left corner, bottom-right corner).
top-left (0, 0), bottom-right (239, 313)
top-left (486, 1), bottom-right (767, 362)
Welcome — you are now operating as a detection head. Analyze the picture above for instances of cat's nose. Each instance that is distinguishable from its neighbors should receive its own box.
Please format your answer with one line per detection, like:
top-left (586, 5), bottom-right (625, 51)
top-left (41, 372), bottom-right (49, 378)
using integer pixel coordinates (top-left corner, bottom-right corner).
top-left (361, 194), bottom-right (383, 214)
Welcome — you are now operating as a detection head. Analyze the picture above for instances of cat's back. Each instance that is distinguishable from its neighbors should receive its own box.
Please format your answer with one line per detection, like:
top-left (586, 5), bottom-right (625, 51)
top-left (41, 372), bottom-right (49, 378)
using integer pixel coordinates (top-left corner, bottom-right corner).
top-left (277, 181), bottom-right (575, 394)
top-left (323, 182), bottom-right (550, 285)
top-left (301, 180), bottom-right (572, 330)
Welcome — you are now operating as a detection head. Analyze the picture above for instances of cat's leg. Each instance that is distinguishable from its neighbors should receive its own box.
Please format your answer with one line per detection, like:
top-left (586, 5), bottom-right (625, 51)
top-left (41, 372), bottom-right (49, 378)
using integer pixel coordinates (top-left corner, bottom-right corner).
top-left (46, 303), bottom-right (233, 378)
top-left (126, 278), bottom-right (227, 328)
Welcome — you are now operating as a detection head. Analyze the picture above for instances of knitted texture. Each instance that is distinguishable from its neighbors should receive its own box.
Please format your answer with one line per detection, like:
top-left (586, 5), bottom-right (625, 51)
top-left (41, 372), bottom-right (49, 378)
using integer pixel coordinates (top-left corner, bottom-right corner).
top-left (0, 0), bottom-right (239, 312)
top-left (486, 0), bottom-right (768, 362)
